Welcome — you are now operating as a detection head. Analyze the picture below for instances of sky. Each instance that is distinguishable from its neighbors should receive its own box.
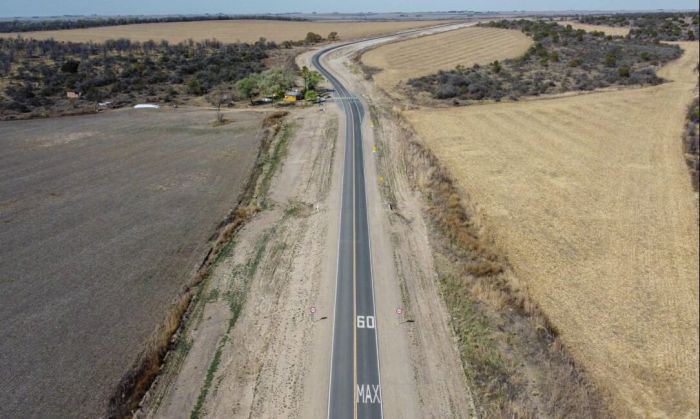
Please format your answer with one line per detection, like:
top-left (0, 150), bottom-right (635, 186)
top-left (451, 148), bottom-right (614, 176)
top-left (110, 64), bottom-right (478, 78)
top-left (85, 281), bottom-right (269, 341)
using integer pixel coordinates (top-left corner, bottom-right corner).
top-left (1, 0), bottom-right (698, 18)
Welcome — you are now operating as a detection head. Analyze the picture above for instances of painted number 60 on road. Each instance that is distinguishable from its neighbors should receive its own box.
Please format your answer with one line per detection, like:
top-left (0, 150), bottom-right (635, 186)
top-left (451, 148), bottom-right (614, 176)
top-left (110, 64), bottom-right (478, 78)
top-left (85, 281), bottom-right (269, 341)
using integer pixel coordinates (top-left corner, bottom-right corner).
top-left (356, 315), bottom-right (375, 329)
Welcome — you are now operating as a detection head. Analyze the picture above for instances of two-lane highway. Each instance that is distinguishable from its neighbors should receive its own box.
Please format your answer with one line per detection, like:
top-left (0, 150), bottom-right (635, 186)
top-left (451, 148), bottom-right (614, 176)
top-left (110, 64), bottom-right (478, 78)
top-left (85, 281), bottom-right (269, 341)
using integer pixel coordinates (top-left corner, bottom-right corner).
top-left (313, 46), bottom-right (383, 419)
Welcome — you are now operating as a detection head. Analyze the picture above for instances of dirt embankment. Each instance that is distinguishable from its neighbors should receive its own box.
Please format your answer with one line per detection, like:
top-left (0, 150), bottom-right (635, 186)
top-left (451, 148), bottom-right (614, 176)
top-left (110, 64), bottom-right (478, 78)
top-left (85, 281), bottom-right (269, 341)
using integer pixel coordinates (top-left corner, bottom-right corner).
top-left (137, 104), bottom-right (342, 418)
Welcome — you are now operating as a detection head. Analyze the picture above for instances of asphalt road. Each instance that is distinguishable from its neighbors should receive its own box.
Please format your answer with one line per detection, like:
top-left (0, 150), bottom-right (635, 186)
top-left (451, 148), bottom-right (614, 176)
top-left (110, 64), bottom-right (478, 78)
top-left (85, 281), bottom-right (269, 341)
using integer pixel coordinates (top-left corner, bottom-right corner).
top-left (313, 47), bottom-right (383, 419)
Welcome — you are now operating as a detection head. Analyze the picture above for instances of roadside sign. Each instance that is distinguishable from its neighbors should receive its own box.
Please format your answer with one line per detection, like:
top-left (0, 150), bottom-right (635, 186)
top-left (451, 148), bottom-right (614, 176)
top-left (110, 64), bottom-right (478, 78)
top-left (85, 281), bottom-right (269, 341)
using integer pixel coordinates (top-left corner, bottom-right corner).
top-left (310, 307), bottom-right (317, 314)
top-left (396, 307), bottom-right (403, 315)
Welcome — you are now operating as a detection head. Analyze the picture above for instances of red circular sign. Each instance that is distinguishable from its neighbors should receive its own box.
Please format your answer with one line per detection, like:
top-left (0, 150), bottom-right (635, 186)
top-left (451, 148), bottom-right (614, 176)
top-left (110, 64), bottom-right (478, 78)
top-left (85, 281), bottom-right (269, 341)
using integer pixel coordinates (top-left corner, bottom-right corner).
top-left (310, 307), bottom-right (317, 314)
top-left (396, 307), bottom-right (403, 315)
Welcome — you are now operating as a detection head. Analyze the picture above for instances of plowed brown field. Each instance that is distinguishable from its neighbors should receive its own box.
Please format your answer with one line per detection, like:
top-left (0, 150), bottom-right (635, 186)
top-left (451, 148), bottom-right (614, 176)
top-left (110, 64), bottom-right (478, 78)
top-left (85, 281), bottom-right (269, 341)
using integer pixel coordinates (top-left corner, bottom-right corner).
top-left (361, 26), bottom-right (532, 95)
top-left (8, 20), bottom-right (444, 44)
top-left (404, 42), bottom-right (699, 417)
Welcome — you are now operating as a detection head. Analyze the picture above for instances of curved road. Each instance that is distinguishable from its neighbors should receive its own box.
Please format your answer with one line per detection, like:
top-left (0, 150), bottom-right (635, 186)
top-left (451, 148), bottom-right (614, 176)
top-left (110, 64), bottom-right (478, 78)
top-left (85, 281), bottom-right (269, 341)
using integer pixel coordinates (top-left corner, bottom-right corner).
top-left (313, 45), bottom-right (383, 419)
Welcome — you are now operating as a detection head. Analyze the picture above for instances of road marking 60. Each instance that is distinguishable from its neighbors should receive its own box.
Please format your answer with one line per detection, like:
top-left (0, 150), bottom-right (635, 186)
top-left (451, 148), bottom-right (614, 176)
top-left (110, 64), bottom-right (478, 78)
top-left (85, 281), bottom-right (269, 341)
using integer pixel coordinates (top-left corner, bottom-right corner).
top-left (356, 315), bottom-right (375, 329)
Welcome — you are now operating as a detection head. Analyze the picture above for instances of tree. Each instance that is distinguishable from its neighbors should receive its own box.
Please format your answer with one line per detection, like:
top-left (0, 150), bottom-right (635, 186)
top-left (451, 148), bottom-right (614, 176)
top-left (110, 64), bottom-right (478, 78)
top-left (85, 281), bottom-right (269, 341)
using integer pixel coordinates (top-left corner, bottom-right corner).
top-left (187, 78), bottom-right (204, 95)
top-left (257, 67), bottom-right (296, 99)
top-left (304, 89), bottom-right (318, 102)
top-left (299, 66), bottom-right (324, 91)
top-left (328, 31), bottom-right (339, 41)
top-left (605, 52), bottom-right (617, 67)
top-left (235, 75), bottom-right (259, 104)
top-left (61, 59), bottom-right (80, 73)
top-left (305, 32), bottom-right (323, 44)
top-left (618, 66), bottom-right (631, 78)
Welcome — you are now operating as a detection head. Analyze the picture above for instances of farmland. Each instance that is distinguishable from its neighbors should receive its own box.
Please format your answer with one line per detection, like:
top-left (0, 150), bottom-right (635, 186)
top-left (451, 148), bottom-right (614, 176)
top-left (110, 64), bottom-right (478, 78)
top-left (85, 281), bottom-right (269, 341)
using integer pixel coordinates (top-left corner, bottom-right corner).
top-left (560, 20), bottom-right (631, 36)
top-left (361, 26), bottom-right (532, 96)
top-left (9, 19), bottom-right (445, 44)
top-left (403, 42), bottom-right (699, 417)
top-left (0, 108), bottom-right (268, 418)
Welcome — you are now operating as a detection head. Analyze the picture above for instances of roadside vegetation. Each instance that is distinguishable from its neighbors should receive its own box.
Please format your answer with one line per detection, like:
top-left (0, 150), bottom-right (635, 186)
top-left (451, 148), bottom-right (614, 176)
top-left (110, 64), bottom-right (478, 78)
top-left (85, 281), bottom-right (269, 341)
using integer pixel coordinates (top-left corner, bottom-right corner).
top-left (685, 96), bottom-right (700, 191)
top-left (575, 12), bottom-right (699, 41)
top-left (408, 19), bottom-right (681, 103)
top-left (0, 15), bottom-right (307, 33)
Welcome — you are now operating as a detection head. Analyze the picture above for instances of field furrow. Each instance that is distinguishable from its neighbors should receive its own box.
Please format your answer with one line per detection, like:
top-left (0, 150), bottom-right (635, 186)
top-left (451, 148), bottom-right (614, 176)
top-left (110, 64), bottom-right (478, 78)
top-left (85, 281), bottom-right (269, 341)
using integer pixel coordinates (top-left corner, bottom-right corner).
top-left (362, 26), bottom-right (532, 95)
top-left (404, 42), bottom-right (699, 417)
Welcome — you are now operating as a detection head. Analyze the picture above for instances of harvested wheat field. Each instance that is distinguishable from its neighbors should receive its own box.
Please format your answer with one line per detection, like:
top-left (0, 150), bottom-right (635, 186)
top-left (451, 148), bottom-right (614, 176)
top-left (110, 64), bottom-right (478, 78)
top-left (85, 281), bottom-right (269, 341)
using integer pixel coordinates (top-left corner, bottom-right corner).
top-left (404, 42), bottom-right (699, 417)
top-left (9, 19), bottom-right (444, 44)
top-left (561, 20), bottom-right (631, 37)
top-left (362, 26), bottom-right (532, 95)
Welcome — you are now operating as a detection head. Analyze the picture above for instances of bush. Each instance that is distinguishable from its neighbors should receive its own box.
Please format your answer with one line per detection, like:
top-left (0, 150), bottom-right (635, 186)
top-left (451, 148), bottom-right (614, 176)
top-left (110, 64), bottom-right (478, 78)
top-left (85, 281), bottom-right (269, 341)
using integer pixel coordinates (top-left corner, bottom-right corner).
top-left (305, 32), bottom-right (323, 44)
top-left (60, 59), bottom-right (80, 73)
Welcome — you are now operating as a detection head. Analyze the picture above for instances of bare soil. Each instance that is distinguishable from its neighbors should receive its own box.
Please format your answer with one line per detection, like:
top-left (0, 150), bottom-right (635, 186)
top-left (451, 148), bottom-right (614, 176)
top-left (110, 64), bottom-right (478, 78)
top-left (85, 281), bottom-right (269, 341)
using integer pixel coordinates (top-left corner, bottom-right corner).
top-left (404, 42), bottom-right (700, 417)
top-left (0, 108), bottom-right (267, 418)
top-left (11, 20), bottom-right (446, 44)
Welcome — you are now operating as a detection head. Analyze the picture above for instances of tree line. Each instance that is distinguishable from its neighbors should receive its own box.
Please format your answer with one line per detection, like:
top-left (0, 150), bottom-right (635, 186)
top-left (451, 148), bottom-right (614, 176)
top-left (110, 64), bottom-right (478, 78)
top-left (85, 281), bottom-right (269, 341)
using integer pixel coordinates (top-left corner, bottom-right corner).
top-left (576, 12), bottom-right (699, 41)
top-left (0, 36), bottom-right (274, 116)
top-left (0, 15), bottom-right (307, 33)
top-left (408, 19), bottom-right (681, 103)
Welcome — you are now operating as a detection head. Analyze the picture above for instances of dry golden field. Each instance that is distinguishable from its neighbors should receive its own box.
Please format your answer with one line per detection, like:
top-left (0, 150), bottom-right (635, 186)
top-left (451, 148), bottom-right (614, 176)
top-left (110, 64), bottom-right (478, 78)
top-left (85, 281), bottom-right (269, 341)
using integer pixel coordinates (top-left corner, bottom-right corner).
top-left (561, 20), bottom-right (632, 36)
top-left (404, 42), bottom-right (699, 417)
top-left (362, 26), bottom-right (532, 95)
top-left (9, 20), bottom-right (445, 44)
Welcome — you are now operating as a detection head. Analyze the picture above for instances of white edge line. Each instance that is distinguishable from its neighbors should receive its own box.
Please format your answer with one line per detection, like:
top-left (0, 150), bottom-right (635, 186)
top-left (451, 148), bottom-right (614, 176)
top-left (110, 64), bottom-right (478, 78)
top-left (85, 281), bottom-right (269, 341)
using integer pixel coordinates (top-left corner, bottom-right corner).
top-left (319, 47), bottom-right (350, 419)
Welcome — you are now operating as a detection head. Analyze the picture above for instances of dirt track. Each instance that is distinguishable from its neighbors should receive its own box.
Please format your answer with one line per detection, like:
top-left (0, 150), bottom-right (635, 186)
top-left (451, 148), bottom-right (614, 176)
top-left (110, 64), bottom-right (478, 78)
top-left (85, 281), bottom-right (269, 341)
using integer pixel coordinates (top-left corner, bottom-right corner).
top-left (0, 109), bottom-right (265, 418)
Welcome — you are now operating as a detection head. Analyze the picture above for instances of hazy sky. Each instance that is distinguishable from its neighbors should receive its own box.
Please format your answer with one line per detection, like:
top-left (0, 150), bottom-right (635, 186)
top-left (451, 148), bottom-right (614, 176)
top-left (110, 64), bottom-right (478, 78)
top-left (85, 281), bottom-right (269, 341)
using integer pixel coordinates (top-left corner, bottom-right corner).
top-left (2, 1), bottom-right (698, 18)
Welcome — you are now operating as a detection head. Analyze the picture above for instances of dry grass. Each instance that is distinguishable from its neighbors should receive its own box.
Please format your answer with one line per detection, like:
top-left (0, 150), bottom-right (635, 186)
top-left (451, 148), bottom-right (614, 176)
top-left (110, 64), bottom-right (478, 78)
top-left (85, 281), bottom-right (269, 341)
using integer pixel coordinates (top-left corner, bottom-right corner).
top-left (404, 42), bottom-right (699, 417)
top-left (361, 26), bottom-right (532, 96)
top-left (560, 20), bottom-right (632, 37)
top-left (9, 20), bottom-right (444, 44)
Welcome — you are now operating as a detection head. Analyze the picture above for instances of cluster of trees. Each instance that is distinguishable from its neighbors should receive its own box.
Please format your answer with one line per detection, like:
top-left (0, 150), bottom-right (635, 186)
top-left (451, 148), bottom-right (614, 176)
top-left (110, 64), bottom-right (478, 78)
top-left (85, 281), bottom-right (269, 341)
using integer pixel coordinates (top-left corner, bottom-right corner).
top-left (0, 36), bottom-right (276, 116)
top-left (0, 15), bottom-right (307, 33)
top-left (576, 12), bottom-right (699, 41)
top-left (235, 65), bottom-right (323, 103)
top-left (278, 31), bottom-right (338, 49)
top-left (408, 19), bottom-right (681, 102)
